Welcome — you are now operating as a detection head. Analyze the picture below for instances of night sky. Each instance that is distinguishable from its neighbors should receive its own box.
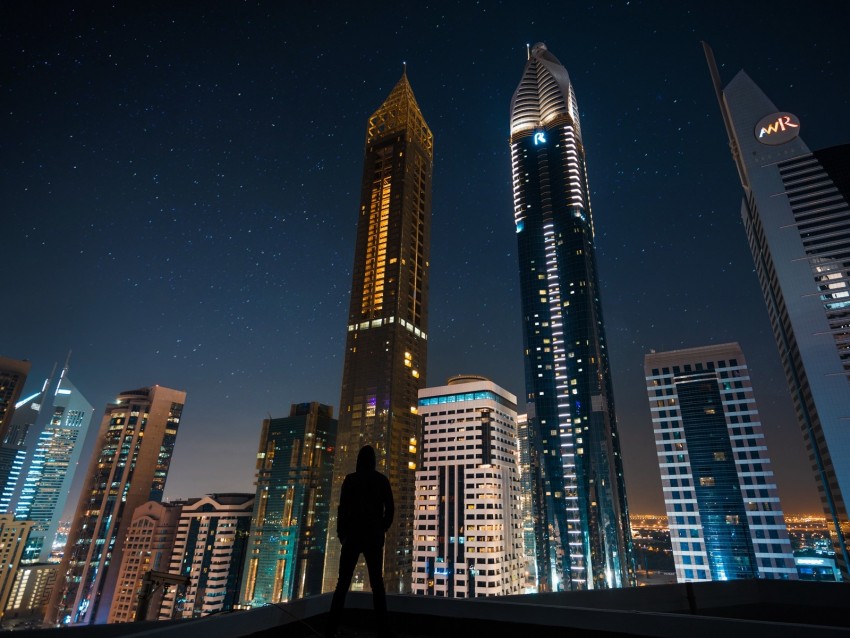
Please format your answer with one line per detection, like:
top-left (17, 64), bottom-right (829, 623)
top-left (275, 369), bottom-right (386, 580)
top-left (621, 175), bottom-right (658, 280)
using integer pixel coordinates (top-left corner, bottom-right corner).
top-left (4, 2), bottom-right (849, 516)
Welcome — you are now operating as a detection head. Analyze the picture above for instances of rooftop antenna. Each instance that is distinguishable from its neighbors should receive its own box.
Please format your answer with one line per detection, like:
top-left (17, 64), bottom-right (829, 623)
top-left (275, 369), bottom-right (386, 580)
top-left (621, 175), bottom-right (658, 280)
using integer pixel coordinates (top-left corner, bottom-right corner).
top-left (402, 60), bottom-right (407, 76)
top-left (702, 41), bottom-right (749, 189)
top-left (526, 43), bottom-right (531, 59)
top-left (62, 349), bottom-right (72, 374)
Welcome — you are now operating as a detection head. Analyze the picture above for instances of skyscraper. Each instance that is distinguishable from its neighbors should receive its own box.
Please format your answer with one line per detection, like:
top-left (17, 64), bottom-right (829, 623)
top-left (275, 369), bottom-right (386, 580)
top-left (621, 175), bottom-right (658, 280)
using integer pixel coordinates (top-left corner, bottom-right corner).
top-left (509, 42), bottom-right (633, 591)
top-left (3, 563), bottom-right (57, 628)
top-left (0, 357), bottom-right (30, 444)
top-left (108, 500), bottom-right (183, 623)
top-left (51, 385), bottom-right (186, 625)
top-left (6, 362), bottom-right (94, 563)
top-left (0, 515), bottom-right (35, 619)
top-left (705, 44), bottom-right (850, 579)
top-left (412, 375), bottom-right (524, 597)
top-left (323, 70), bottom-right (433, 594)
top-left (645, 344), bottom-right (797, 582)
top-left (0, 357), bottom-right (32, 501)
top-left (241, 403), bottom-right (336, 605)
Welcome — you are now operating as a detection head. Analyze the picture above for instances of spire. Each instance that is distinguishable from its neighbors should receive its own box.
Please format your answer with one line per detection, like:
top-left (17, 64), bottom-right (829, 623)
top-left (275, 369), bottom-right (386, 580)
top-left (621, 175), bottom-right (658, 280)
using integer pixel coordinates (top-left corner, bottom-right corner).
top-left (702, 42), bottom-right (749, 189)
top-left (366, 71), bottom-right (433, 157)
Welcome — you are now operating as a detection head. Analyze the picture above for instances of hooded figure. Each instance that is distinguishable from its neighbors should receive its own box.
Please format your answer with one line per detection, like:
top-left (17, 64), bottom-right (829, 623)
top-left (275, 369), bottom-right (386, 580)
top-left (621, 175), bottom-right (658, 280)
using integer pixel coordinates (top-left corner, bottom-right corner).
top-left (326, 445), bottom-right (394, 638)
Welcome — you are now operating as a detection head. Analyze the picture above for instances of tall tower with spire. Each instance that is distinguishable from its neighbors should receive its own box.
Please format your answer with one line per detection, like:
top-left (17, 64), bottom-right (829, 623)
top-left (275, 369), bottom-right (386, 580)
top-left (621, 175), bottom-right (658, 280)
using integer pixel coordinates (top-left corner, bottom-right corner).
top-left (323, 70), bottom-right (432, 594)
top-left (6, 357), bottom-right (94, 563)
top-left (509, 43), bottom-right (633, 591)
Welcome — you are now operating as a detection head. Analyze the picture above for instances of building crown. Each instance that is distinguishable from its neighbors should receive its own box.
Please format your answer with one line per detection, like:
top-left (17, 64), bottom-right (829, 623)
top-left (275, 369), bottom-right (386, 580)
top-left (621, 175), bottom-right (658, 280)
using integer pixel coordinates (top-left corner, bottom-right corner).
top-left (367, 71), bottom-right (433, 158)
top-left (510, 42), bottom-right (581, 141)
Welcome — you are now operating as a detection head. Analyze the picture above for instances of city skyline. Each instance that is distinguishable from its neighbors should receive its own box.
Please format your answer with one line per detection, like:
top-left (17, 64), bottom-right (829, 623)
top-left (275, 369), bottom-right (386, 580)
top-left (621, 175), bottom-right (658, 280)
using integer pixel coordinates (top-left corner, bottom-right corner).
top-left (4, 3), bottom-right (850, 518)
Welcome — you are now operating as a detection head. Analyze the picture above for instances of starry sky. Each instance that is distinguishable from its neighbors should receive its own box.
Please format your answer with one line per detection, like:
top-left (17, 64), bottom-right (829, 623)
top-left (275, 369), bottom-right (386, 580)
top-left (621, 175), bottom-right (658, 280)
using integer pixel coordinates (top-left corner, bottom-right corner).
top-left (3, 1), bottom-right (849, 516)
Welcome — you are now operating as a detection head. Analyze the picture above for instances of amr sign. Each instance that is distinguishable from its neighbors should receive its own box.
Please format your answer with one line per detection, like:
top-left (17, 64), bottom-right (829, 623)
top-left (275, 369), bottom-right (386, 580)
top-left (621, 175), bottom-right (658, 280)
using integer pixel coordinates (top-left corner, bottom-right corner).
top-left (755, 112), bottom-right (800, 146)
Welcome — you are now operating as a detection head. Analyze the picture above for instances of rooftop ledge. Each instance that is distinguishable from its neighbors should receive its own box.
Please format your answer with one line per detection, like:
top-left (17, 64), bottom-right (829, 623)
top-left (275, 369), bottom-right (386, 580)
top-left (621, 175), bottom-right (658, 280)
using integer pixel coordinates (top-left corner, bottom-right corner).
top-left (24, 580), bottom-right (850, 638)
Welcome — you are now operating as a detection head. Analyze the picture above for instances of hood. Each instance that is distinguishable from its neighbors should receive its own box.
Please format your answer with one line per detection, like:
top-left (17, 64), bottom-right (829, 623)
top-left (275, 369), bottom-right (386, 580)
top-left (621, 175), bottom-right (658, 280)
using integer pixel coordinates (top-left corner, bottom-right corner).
top-left (356, 445), bottom-right (377, 472)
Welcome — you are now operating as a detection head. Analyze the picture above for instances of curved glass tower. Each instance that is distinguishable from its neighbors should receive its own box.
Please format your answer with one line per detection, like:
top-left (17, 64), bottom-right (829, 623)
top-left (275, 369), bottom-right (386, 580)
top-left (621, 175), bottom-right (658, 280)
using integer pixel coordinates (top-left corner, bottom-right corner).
top-left (509, 43), bottom-right (633, 590)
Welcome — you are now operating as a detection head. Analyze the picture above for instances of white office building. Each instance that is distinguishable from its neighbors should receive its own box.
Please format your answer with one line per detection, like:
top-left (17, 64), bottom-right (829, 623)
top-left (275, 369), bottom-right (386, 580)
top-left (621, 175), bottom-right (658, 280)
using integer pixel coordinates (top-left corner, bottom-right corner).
top-left (645, 343), bottom-right (797, 582)
top-left (413, 375), bottom-right (524, 597)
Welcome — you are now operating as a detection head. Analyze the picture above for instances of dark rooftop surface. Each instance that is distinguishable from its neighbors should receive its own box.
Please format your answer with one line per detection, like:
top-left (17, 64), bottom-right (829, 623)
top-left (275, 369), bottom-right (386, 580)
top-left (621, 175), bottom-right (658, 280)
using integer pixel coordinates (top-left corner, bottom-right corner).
top-left (16, 580), bottom-right (850, 638)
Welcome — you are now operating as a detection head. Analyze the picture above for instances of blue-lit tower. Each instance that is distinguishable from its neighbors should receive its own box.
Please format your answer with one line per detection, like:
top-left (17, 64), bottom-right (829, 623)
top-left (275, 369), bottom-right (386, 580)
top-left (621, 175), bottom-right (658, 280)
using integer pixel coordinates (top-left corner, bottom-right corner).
top-left (11, 362), bottom-right (94, 563)
top-left (509, 42), bottom-right (633, 591)
top-left (241, 402), bottom-right (336, 605)
top-left (645, 344), bottom-right (797, 583)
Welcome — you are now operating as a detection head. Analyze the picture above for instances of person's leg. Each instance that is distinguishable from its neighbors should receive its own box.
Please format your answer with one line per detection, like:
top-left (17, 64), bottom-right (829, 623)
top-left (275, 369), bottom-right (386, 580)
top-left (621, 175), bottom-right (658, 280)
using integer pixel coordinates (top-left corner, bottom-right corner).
top-left (327, 540), bottom-right (359, 638)
top-left (363, 543), bottom-right (388, 635)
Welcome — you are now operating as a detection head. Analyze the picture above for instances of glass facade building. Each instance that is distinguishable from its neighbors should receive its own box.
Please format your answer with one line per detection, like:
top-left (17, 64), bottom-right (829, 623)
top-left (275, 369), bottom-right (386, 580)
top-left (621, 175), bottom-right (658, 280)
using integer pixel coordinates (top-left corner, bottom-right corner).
top-left (242, 403), bottom-right (336, 605)
top-left (645, 344), bottom-right (797, 582)
top-left (3, 364), bottom-right (94, 563)
top-left (412, 375), bottom-right (524, 597)
top-left (706, 45), bottom-right (850, 578)
top-left (323, 71), bottom-right (433, 594)
top-left (509, 42), bottom-right (633, 591)
top-left (52, 385), bottom-right (186, 625)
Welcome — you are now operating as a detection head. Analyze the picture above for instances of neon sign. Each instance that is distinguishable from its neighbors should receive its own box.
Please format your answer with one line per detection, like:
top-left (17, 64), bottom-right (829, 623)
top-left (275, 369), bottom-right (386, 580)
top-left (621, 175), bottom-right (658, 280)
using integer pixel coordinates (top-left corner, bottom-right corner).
top-left (534, 131), bottom-right (547, 145)
top-left (754, 112), bottom-right (800, 146)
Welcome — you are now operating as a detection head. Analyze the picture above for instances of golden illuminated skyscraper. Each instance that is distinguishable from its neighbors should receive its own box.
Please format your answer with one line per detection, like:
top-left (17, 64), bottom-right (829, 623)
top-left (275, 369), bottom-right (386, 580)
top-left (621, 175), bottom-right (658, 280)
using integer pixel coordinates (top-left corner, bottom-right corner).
top-left (323, 71), bottom-right (433, 594)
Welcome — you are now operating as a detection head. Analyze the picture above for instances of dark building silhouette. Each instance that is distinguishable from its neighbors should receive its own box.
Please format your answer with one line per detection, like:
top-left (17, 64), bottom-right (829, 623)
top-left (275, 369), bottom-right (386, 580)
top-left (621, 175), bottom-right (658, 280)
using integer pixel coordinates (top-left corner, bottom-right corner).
top-left (323, 70), bottom-right (433, 594)
top-left (0, 357), bottom-right (30, 444)
top-left (0, 357), bottom-right (32, 495)
top-left (241, 403), bottom-right (336, 605)
top-left (509, 43), bottom-right (633, 591)
top-left (705, 44), bottom-right (850, 579)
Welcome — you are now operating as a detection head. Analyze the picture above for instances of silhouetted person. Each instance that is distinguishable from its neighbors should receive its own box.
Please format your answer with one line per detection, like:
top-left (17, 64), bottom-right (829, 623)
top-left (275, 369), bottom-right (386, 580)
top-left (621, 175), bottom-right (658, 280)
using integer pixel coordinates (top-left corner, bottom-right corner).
top-left (326, 445), bottom-right (394, 638)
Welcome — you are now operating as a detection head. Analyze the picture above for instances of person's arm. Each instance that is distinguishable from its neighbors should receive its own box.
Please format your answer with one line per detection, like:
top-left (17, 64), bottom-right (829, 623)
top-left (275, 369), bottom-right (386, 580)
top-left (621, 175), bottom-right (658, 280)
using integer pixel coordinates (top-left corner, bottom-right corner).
top-left (337, 476), bottom-right (352, 541)
top-left (382, 477), bottom-right (394, 531)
